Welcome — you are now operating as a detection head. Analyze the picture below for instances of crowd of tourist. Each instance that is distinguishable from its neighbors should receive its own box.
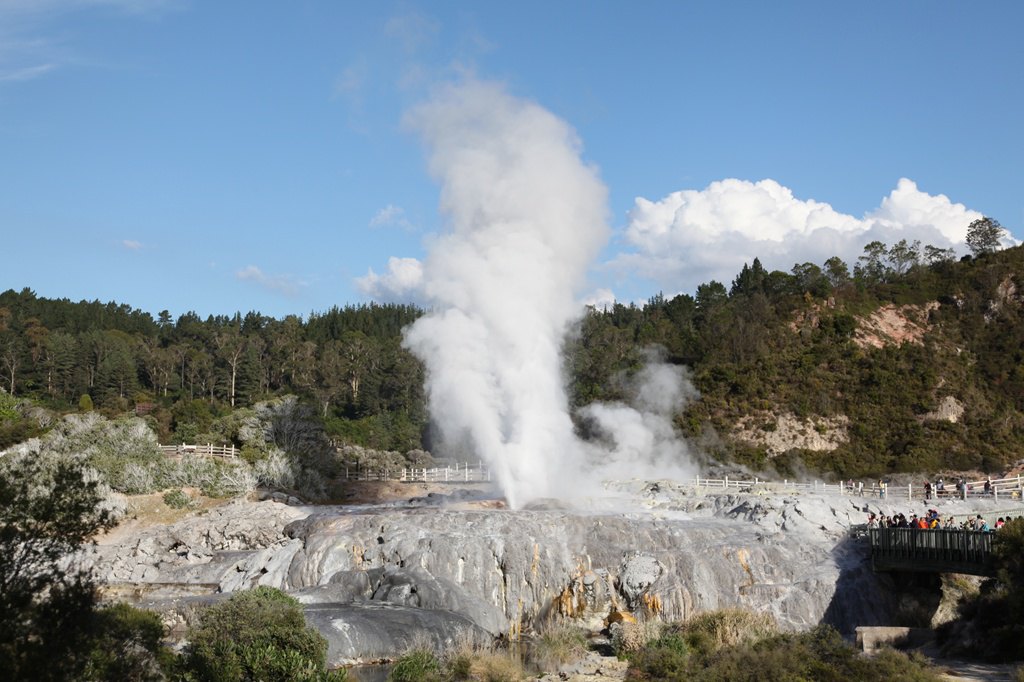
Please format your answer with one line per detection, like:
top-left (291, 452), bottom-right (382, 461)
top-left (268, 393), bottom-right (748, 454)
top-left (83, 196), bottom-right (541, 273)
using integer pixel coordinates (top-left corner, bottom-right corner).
top-left (866, 509), bottom-right (1016, 532)
top-left (865, 475), bottom-right (1007, 500)
top-left (922, 476), bottom-right (996, 500)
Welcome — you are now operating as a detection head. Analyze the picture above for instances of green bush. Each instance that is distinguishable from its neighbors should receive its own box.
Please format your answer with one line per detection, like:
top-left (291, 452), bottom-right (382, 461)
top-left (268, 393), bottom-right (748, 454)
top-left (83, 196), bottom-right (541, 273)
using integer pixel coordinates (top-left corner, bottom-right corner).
top-left (240, 443), bottom-right (267, 464)
top-left (181, 586), bottom-right (345, 682)
top-left (82, 603), bottom-right (174, 681)
top-left (627, 619), bottom-right (942, 682)
top-left (0, 454), bottom-right (116, 680)
top-left (626, 628), bottom-right (689, 679)
top-left (940, 518), bottom-right (1024, 662)
top-left (0, 391), bottom-right (19, 419)
top-left (388, 647), bottom-right (442, 682)
top-left (162, 488), bottom-right (192, 509)
top-left (0, 395), bottom-right (43, 449)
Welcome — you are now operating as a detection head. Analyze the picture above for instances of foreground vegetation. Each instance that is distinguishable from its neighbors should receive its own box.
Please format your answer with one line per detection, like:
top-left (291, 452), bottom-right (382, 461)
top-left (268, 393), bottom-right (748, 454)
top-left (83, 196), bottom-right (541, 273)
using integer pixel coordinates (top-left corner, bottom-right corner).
top-left (380, 611), bottom-right (943, 682)
top-left (0, 449), bottom-right (341, 681)
top-left (623, 616), bottom-right (940, 681)
top-left (939, 517), bottom-right (1024, 663)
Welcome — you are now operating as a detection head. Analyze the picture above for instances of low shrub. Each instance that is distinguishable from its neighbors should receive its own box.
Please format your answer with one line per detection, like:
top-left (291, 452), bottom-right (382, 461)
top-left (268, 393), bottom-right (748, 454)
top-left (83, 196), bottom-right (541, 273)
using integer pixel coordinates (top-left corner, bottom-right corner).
top-left (254, 449), bottom-right (297, 490)
top-left (83, 602), bottom-right (174, 681)
top-left (529, 623), bottom-right (589, 672)
top-left (938, 517), bottom-right (1024, 662)
top-left (162, 488), bottom-right (192, 509)
top-left (682, 608), bottom-right (777, 660)
top-left (389, 648), bottom-right (442, 682)
top-left (626, 628), bottom-right (690, 680)
top-left (610, 620), bottom-right (663, 657)
top-left (626, 621), bottom-right (942, 682)
top-left (181, 586), bottom-right (345, 682)
top-left (462, 649), bottom-right (524, 681)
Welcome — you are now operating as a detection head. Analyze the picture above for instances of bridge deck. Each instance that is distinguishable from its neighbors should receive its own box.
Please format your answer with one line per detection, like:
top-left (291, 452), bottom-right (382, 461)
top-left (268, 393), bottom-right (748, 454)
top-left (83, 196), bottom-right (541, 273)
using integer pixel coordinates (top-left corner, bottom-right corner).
top-left (868, 527), bottom-right (995, 576)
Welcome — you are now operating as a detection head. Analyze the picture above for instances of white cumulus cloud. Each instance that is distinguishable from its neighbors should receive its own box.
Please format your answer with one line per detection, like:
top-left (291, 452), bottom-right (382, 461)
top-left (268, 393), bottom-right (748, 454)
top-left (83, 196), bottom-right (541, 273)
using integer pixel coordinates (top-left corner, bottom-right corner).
top-left (616, 177), bottom-right (1005, 294)
top-left (356, 256), bottom-right (424, 302)
top-left (581, 287), bottom-right (616, 311)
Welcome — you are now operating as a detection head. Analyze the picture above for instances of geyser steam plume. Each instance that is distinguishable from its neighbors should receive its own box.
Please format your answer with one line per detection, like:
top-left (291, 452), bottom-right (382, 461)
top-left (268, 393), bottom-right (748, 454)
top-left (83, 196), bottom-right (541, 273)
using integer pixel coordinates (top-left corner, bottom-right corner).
top-left (403, 80), bottom-right (695, 508)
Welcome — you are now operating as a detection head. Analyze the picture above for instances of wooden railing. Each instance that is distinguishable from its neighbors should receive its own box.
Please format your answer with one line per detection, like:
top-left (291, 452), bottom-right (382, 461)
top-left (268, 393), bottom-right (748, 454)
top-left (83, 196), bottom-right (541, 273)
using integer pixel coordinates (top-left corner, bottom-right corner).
top-left (158, 444), bottom-right (238, 459)
top-left (868, 527), bottom-right (996, 576)
top-left (677, 475), bottom-right (1024, 501)
top-left (341, 461), bottom-right (492, 483)
top-left (150, 446), bottom-right (1024, 502)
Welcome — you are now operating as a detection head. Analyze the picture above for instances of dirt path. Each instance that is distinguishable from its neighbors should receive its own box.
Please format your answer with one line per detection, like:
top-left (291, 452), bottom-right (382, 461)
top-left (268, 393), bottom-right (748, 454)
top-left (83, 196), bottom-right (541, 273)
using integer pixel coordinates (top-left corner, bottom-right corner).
top-left (96, 481), bottom-right (502, 545)
top-left (94, 490), bottom-right (231, 545)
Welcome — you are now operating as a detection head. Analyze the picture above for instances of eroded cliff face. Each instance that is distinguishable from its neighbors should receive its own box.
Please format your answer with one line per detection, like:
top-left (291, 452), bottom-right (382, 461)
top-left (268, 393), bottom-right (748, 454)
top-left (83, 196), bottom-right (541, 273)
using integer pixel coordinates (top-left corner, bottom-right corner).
top-left (88, 485), bottom-right (918, 664)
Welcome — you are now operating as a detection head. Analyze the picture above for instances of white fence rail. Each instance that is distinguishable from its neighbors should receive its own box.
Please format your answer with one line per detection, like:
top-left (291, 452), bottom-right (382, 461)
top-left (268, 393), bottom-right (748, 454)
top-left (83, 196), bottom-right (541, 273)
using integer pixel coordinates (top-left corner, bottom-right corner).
top-left (342, 461), bottom-right (492, 483)
top-left (158, 444), bottom-right (238, 459)
top-left (681, 474), bottom-right (1024, 501)
top-left (154, 446), bottom-right (1024, 502)
top-left (333, 468), bottom-right (1024, 500)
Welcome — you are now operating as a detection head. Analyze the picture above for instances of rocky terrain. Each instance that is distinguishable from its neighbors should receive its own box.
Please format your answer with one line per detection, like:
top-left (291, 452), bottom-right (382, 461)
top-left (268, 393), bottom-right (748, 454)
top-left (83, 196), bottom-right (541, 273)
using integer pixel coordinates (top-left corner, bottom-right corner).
top-left (85, 480), bottom-right (1024, 667)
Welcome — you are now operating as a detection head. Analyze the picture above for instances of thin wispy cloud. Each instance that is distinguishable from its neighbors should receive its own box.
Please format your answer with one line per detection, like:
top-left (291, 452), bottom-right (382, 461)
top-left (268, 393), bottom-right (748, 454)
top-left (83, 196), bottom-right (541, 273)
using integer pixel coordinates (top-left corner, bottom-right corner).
top-left (120, 239), bottom-right (143, 250)
top-left (384, 11), bottom-right (440, 54)
top-left (0, 0), bottom-right (177, 20)
top-left (0, 63), bottom-right (55, 82)
top-left (333, 59), bottom-right (366, 99)
top-left (235, 265), bottom-right (302, 297)
top-left (369, 204), bottom-right (415, 231)
top-left (0, 0), bottom-right (177, 85)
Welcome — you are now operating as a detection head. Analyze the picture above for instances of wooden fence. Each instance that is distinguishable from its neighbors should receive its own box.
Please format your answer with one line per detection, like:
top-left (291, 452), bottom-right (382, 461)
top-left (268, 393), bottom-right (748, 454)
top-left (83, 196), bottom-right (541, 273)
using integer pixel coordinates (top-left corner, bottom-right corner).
top-left (158, 444), bottom-right (238, 459)
top-left (342, 461), bottom-right (492, 483)
top-left (679, 474), bottom-right (1024, 501)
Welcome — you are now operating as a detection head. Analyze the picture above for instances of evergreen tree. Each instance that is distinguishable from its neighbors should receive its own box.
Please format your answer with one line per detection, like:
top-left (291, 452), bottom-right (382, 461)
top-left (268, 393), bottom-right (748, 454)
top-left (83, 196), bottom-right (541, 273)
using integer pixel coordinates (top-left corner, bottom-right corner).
top-left (965, 216), bottom-right (1006, 256)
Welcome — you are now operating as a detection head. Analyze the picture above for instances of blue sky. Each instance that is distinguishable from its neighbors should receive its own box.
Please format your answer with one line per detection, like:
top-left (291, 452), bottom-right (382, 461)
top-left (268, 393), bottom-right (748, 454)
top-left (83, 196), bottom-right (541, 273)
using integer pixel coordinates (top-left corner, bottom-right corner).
top-left (1, 0), bottom-right (1021, 320)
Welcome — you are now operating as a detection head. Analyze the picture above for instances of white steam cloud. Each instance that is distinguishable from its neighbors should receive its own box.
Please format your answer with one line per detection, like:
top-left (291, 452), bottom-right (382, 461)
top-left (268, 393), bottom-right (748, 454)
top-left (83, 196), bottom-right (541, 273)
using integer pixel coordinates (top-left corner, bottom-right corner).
top-left (580, 353), bottom-right (698, 481)
top-left (401, 80), bottom-right (697, 508)
top-left (618, 177), bottom-right (1012, 294)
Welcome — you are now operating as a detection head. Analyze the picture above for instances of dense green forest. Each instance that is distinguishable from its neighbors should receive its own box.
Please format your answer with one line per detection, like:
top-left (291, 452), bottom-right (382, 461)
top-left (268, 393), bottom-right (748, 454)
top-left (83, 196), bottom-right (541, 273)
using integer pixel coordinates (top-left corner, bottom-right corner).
top-left (3, 225), bottom-right (1023, 479)
top-left (0, 298), bottom-right (426, 452)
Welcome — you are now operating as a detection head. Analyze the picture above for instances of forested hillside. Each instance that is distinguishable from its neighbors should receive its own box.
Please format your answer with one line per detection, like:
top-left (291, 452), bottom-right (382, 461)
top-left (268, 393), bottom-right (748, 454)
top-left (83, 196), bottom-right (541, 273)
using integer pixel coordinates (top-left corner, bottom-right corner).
top-left (0, 297), bottom-right (425, 452)
top-left (567, 237), bottom-right (1024, 478)
top-left (3, 230), bottom-right (1023, 479)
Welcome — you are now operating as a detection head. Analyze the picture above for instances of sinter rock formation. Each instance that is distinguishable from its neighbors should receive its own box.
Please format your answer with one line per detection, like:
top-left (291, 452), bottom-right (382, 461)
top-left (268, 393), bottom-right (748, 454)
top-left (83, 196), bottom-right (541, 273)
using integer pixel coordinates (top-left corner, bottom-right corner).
top-left (86, 482), bottom-right (1017, 666)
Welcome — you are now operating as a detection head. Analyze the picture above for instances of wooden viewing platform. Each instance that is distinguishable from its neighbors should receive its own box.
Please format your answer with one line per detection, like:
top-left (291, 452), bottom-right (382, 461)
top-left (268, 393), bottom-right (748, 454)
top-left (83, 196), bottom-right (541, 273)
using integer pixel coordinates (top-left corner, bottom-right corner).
top-left (868, 527), bottom-right (995, 576)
